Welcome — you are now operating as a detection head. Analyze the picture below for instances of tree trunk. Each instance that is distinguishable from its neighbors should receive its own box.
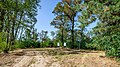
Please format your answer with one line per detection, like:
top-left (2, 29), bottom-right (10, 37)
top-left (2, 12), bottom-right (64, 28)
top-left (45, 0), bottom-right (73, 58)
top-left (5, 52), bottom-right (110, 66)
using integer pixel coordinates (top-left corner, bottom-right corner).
top-left (61, 28), bottom-right (64, 47)
top-left (6, 16), bottom-right (10, 44)
top-left (11, 17), bottom-right (15, 45)
top-left (71, 16), bottom-right (74, 48)
top-left (11, 13), bottom-right (17, 45)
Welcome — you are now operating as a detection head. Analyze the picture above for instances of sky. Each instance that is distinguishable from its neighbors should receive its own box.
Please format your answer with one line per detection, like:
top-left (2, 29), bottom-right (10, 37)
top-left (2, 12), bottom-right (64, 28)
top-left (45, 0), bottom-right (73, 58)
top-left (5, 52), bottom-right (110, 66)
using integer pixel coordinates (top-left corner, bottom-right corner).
top-left (35, 0), bottom-right (98, 38)
top-left (35, 0), bottom-right (61, 37)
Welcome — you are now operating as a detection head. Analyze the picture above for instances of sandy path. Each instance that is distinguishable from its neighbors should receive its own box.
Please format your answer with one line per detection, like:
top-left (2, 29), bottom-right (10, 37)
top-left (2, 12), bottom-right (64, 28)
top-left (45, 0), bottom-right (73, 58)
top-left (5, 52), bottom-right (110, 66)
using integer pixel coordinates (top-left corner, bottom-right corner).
top-left (0, 48), bottom-right (120, 67)
top-left (81, 54), bottom-right (88, 64)
top-left (13, 56), bottom-right (33, 67)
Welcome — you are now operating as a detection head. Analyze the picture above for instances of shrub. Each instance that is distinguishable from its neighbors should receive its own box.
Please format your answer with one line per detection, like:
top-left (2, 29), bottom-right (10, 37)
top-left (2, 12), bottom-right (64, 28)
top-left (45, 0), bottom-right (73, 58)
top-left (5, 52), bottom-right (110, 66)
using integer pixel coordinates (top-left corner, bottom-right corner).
top-left (91, 32), bottom-right (120, 58)
top-left (0, 32), bottom-right (9, 53)
top-left (20, 40), bottom-right (40, 48)
top-left (0, 41), bottom-right (8, 52)
top-left (86, 44), bottom-right (100, 50)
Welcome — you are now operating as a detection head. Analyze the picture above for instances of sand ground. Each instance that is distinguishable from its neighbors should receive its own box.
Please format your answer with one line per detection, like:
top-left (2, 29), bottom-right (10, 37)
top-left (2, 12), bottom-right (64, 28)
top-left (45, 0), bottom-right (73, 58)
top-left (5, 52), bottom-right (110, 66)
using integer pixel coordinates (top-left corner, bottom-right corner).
top-left (0, 48), bottom-right (120, 67)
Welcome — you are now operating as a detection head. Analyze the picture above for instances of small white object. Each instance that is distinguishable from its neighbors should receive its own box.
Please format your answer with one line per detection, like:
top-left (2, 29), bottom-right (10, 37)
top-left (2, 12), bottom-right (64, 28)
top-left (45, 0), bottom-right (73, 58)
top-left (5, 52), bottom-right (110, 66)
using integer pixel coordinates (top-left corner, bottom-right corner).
top-left (57, 43), bottom-right (60, 47)
top-left (64, 42), bottom-right (66, 47)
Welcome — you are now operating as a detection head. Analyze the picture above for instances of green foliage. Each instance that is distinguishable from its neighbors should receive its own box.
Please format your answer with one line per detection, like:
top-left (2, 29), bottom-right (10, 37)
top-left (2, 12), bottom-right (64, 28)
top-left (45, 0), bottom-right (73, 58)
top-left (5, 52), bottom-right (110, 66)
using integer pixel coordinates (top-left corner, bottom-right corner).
top-left (41, 39), bottom-right (55, 48)
top-left (20, 40), bottom-right (40, 48)
top-left (14, 43), bottom-right (25, 49)
top-left (83, 0), bottom-right (120, 58)
top-left (105, 32), bottom-right (120, 57)
top-left (52, 0), bottom-right (83, 47)
top-left (0, 0), bottom-right (40, 52)
top-left (12, 39), bottom-right (40, 49)
top-left (0, 32), bottom-right (9, 53)
top-left (90, 32), bottom-right (120, 57)
top-left (86, 44), bottom-right (100, 50)
top-left (0, 42), bottom-right (8, 52)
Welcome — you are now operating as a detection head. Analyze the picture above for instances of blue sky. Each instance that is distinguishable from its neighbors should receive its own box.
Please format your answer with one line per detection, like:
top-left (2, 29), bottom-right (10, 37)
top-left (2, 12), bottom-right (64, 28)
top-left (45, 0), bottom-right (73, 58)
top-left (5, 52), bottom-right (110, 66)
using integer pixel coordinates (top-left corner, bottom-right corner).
top-left (35, 0), bottom-right (98, 37)
top-left (35, 0), bottom-right (61, 37)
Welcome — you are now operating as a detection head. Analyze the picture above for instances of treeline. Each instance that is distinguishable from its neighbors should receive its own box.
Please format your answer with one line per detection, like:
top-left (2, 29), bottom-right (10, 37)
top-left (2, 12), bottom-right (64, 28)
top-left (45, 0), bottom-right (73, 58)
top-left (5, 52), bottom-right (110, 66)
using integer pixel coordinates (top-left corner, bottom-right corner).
top-left (0, 0), bottom-right (40, 53)
top-left (51, 0), bottom-right (120, 58)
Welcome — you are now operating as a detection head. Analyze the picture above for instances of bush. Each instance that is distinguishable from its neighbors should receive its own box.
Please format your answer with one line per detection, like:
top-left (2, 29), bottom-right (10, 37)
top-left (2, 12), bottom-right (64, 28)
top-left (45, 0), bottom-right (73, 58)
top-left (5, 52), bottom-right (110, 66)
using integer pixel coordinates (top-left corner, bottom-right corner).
top-left (106, 44), bottom-right (120, 58)
top-left (13, 40), bottom-right (25, 49)
top-left (48, 41), bottom-right (54, 47)
top-left (0, 32), bottom-right (9, 53)
top-left (13, 39), bottom-right (40, 49)
top-left (91, 32), bottom-right (120, 58)
top-left (86, 44), bottom-right (100, 50)
top-left (0, 42), bottom-right (8, 52)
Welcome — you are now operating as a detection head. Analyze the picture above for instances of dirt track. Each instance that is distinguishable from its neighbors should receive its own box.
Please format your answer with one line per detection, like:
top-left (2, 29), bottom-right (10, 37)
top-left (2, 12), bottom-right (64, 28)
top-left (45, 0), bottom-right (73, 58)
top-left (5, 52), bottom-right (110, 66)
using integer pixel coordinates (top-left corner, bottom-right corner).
top-left (0, 48), bottom-right (120, 67)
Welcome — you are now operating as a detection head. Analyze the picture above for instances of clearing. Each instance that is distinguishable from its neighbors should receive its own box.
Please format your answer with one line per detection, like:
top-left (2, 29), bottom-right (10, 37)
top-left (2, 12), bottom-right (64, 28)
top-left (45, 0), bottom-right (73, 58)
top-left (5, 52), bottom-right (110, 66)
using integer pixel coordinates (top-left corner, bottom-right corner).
top-left (0, 48), bottom-right (120, 67)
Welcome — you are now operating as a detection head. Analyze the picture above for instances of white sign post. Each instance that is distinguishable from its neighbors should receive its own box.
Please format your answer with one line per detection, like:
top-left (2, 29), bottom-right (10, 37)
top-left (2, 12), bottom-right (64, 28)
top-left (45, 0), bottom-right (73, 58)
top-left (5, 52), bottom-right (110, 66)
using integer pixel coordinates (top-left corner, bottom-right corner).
top-left (64, 42), bottom-right (66, 47)
top-left (57, 43), bottom-right (60, 47)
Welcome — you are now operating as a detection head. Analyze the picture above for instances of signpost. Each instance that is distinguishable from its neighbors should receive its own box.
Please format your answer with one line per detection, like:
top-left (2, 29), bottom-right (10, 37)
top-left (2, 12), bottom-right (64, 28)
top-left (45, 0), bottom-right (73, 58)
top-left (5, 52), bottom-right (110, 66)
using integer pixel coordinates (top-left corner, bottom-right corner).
top-left (57, 42), bottom-right (60, 47)
top-left (64, 42), bottom-right (66, 47)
